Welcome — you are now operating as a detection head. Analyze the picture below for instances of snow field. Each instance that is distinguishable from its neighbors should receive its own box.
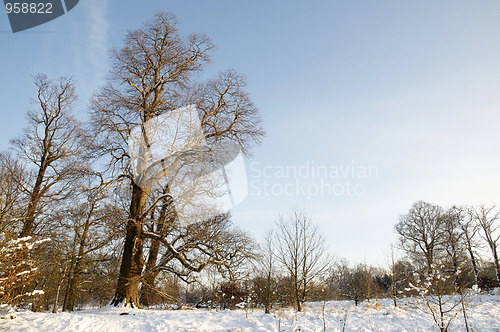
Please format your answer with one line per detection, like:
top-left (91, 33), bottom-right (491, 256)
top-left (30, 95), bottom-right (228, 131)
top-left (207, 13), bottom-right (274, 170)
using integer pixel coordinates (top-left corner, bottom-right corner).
top-left (1, 295), bottom-right (499, 331)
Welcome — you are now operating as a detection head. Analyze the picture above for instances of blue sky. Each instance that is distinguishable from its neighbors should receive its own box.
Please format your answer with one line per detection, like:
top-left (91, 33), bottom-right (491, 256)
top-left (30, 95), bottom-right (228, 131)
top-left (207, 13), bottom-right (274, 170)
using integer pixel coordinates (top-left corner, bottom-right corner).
top-left (2, 0), bottom-right (500, 266)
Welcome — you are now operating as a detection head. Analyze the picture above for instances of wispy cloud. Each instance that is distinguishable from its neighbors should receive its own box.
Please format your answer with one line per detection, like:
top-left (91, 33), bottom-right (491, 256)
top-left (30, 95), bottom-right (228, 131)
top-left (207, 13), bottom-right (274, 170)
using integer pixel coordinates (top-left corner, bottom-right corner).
top-left (82, 0), bottom-right (109, 81)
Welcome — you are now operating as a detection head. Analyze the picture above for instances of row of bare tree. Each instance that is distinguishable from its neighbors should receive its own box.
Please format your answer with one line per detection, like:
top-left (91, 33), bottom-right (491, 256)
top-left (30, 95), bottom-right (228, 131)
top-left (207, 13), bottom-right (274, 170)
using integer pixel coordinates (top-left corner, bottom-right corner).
top-left (396, 201), bottom-right (500, 286)
top-left (249, 201), bottom-right (500, 314)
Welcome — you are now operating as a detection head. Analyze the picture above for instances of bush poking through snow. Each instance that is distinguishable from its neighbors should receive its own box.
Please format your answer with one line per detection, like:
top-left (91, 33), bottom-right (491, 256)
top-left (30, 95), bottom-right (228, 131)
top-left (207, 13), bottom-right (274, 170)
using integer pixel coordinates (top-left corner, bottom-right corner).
top-left (0, 235), bottom-right (50, 307)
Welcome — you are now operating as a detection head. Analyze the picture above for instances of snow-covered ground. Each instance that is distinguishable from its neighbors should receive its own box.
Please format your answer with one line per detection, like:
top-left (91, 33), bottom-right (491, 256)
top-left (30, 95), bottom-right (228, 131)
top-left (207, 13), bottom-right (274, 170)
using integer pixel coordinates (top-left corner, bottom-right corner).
top-left (1, 295), bottom-right (499, 331)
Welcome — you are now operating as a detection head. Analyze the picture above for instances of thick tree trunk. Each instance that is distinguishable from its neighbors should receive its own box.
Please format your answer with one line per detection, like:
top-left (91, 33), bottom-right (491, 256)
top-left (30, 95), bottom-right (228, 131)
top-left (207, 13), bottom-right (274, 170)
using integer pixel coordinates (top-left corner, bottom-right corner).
top-left (111, 184), bottom-right (149, 308)
top-left (63, 267), bottom-right (81, 312)
top-left (140, 237), bottom-right (161, 307)
top-left (296, 300), bottom-right (303, 312)
top-left (140, 193), bottom-right (174, 307)
top-left (19, 165), bottom-right (46, 237)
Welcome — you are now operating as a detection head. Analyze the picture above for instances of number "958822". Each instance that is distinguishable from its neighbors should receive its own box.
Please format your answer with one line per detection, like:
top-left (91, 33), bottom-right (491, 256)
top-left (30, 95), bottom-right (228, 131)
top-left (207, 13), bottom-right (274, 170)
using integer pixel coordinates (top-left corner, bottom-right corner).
top-left (5, 2), bottom-right (53, 14)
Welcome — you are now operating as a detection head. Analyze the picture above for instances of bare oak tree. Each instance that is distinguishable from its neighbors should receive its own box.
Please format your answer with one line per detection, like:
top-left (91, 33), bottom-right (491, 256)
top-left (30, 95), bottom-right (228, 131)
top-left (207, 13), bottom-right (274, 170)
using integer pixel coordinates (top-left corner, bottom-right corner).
top-left (90, 12), bottom-right (264, 307)
top-left (395, 201), bottom-right (445, 273)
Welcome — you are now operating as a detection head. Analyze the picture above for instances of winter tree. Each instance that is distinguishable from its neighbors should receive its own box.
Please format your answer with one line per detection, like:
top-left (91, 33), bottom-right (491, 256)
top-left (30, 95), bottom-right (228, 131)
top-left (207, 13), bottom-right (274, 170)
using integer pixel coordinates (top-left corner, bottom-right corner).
top-left (387, 246), bottom-right (414, 307)
top-left (11, 75), bottom-right (89, 238)
top-left (471, 204), bottom-right (500, 285)
top-left (55, 184), bottom-right (124, 312)
top-left (274, 209), bottom-right (329, 311)
top-left (408, 264), bottom-right (463, 332)
top-left (456, 206), bottom-right (481, 286)
top-left (252, 230), bottom-right (277, 314)
top-left (90, 11), bottom-right (264, 307)
top-left (395, 201), bottom-right (446, 273)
